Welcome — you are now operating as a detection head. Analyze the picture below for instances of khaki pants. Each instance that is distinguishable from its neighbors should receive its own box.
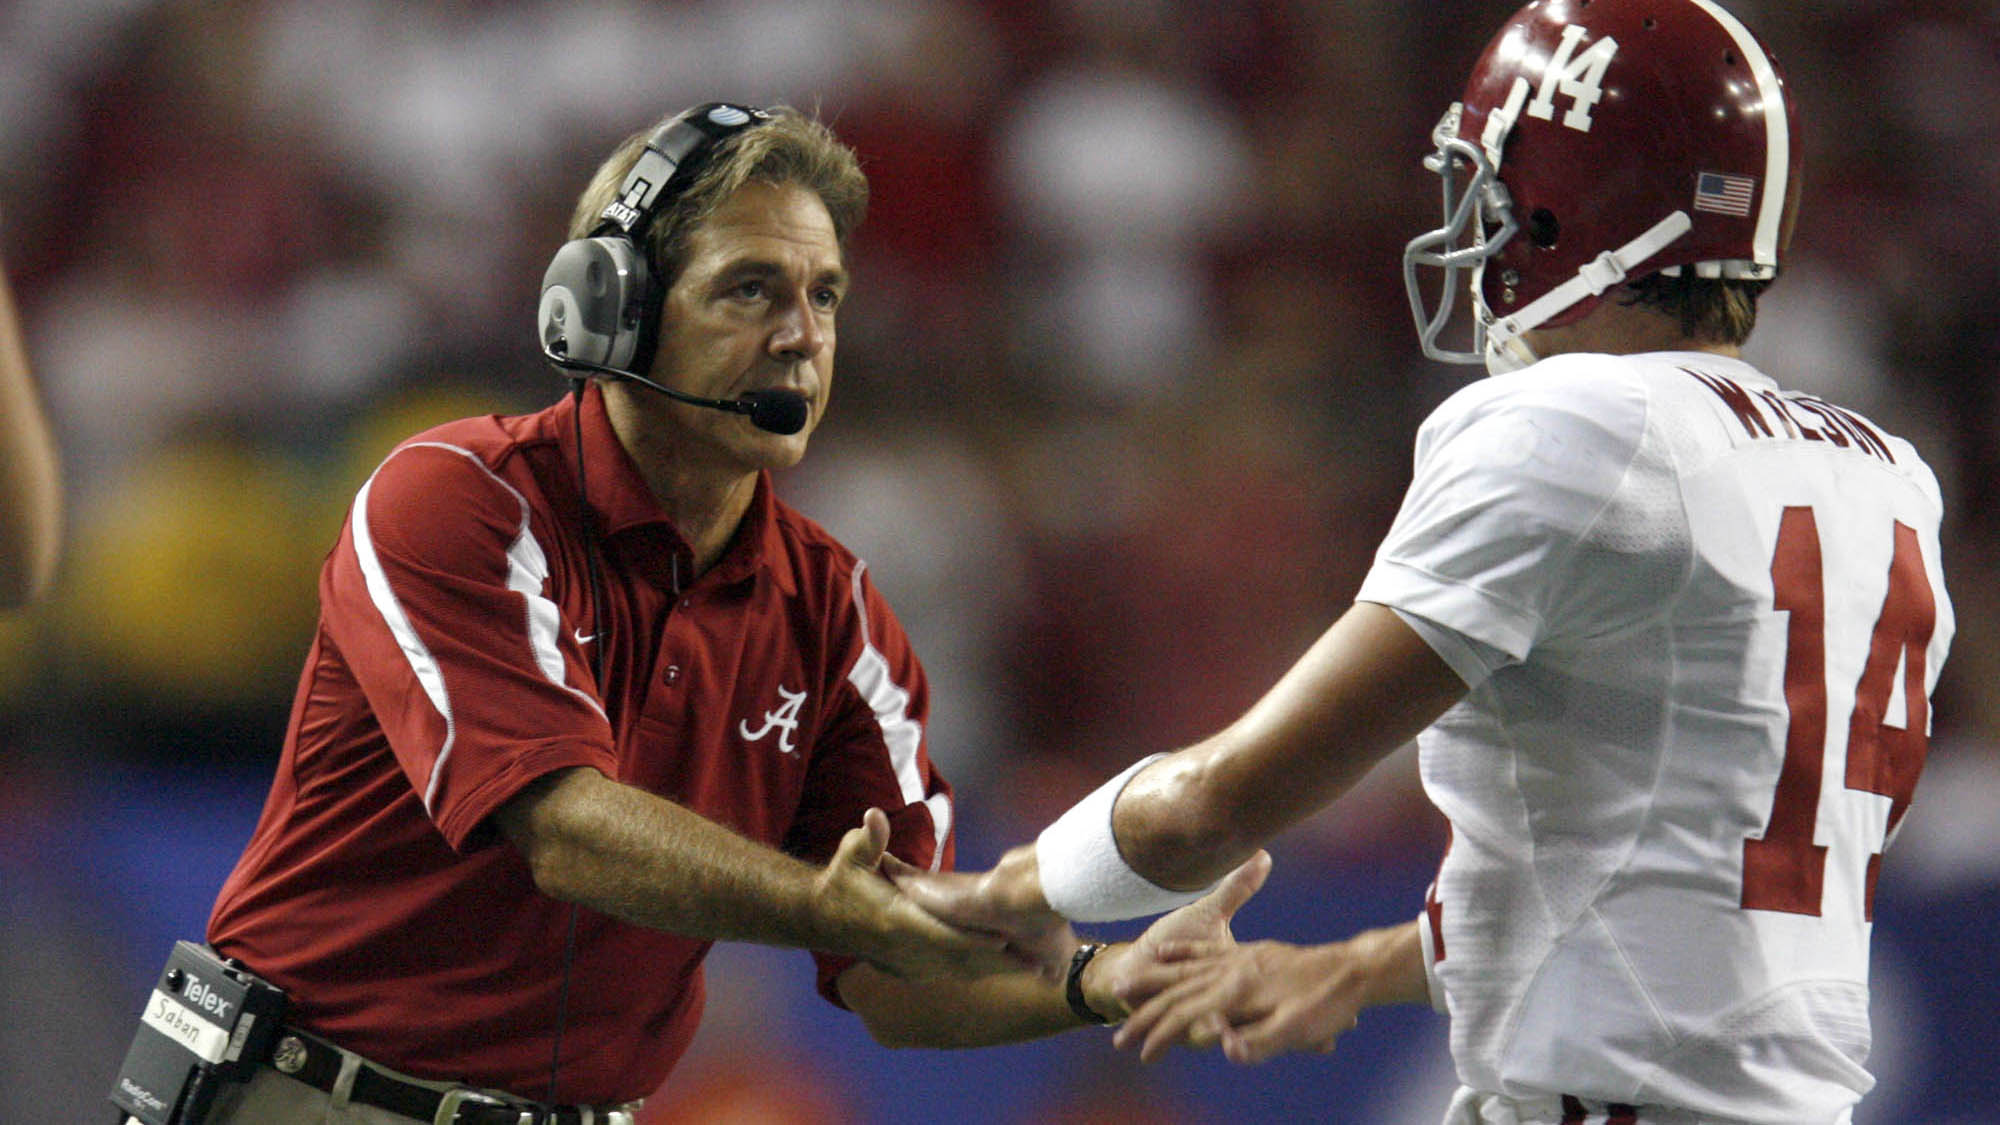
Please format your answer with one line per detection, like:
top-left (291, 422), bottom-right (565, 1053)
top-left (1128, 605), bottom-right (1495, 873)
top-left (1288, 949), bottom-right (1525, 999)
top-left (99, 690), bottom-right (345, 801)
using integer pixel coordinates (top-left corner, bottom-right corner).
top-left (192, 1051), bottom-right (640, 1125)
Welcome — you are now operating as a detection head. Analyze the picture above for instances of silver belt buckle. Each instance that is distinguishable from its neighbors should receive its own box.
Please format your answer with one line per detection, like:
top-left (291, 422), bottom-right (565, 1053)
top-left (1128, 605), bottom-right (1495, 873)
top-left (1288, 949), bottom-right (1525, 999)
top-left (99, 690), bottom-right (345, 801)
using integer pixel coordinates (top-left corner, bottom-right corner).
top-left (433, 1087), bottom-right (525, 1125)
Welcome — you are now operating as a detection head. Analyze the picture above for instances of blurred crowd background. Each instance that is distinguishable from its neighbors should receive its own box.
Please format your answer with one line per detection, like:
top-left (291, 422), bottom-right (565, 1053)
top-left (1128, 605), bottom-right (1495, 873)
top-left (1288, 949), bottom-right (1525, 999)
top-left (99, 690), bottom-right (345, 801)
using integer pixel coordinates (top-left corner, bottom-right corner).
top-left (3, 0), bottom-right (1996, 1121)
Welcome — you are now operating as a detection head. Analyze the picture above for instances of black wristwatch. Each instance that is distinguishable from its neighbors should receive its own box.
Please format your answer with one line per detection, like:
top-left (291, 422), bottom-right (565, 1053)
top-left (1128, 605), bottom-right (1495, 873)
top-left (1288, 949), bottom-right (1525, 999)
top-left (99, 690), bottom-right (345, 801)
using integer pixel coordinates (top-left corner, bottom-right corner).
top-left (1066, 942), bottom-right (1115, 1025)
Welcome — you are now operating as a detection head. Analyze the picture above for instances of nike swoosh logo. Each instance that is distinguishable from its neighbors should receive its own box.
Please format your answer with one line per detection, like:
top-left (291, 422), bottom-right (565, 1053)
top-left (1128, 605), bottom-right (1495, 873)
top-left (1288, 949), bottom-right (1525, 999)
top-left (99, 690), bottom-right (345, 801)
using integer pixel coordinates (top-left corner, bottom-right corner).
top-left (574, 628), bottom-right (597, 646)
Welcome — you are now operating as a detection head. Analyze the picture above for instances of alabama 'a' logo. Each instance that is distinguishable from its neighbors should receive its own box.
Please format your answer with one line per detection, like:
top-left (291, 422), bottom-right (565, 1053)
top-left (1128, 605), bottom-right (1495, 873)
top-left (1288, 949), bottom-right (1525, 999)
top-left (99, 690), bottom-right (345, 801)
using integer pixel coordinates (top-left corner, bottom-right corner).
top-left (739, 685), bottom-right (807, 755)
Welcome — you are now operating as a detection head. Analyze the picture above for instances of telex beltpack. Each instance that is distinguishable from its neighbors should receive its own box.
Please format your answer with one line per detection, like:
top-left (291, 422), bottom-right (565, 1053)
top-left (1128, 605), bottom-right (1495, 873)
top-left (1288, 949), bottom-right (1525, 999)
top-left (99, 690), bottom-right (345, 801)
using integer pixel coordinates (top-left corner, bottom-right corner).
top-left (109, 942), bottom-right (285, 1124)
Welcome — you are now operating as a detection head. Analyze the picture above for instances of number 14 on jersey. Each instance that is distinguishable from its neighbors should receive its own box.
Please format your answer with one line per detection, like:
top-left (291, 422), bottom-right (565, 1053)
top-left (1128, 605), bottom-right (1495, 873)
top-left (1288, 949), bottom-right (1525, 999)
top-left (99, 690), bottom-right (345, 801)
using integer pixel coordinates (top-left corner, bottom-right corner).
top-left (1743, 507), bottom-right (1938, 920)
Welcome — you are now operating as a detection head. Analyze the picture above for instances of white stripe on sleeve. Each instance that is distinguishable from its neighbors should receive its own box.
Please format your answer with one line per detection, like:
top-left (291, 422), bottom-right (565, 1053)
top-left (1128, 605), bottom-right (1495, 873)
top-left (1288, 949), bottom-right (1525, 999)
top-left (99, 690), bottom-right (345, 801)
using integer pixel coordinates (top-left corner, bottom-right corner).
top-left (353, 442), bottom-right (603, 815)
top-left (845, 563), bottom-right (952, 869)
top-left (846, 643), bottom-right (926, 807)
top-left (352, 468), bottom-right (457, 812)
top-left (923, 794), bottom-right (953, 873)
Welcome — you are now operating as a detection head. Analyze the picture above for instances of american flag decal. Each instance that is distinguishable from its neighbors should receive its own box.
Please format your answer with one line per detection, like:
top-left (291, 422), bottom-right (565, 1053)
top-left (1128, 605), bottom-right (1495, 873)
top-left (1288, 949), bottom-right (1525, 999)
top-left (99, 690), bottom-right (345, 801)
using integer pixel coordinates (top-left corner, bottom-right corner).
top-left (1693, 171), bottom-right (1756, 217)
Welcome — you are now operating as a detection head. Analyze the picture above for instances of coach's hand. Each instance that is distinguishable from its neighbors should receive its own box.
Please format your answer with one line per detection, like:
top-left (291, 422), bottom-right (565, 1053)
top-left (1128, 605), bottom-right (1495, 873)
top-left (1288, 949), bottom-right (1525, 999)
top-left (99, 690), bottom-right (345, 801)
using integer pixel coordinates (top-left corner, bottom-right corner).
top-left (888, 841), bottom-right (1076, 976)
top-left (818, 808), bottom-right (1023, 980)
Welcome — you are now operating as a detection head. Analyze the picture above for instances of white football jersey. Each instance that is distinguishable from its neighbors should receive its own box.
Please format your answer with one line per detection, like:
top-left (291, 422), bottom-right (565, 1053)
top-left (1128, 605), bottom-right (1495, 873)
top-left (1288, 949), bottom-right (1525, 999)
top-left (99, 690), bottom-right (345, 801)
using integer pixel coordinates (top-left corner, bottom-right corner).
top-left (1355, 351), bottom-right (1953, 1125)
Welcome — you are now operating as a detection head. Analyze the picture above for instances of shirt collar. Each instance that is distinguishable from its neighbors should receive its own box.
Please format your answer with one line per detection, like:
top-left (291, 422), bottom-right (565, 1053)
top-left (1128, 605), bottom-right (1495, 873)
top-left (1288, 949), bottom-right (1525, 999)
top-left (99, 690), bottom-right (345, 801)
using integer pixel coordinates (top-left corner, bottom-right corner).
top-left (553, 382), bottom-right (797, 597)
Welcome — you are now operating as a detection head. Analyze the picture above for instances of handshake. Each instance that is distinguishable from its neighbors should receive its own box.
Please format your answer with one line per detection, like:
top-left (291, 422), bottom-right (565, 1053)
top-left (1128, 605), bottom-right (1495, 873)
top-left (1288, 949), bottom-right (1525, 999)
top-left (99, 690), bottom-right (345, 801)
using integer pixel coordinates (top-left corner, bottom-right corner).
top-left (822, 808), bottom-right (1410, 1065)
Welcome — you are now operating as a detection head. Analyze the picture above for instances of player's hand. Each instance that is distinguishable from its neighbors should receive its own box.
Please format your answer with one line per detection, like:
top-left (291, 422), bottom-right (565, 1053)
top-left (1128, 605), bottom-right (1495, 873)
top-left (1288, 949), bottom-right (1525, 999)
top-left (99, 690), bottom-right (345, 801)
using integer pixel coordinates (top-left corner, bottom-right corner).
top-left (1082, 850), bottom-right (1271, 1022)
top-left (1112, 939), bottom-right (1363, 1064)
top-left (887, 842), bottom-right (1075, 976)
top-left (817, 808), bottom-right (1023, 980)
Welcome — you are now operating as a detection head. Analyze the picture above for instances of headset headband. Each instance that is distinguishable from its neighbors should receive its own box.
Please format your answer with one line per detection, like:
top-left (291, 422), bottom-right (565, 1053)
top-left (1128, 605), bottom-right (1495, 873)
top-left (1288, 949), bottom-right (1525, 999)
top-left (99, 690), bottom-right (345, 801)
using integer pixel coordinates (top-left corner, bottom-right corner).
top-left (594, 102), bottom-right (772, 240)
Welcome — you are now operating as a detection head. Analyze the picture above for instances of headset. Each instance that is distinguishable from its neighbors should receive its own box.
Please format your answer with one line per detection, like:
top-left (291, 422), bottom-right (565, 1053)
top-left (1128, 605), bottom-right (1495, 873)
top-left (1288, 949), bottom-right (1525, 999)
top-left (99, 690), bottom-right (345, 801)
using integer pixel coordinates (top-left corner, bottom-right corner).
top-left (536, 102), bottom-right (774, 385)
top-left (536, 101), bottom-right (808, 436)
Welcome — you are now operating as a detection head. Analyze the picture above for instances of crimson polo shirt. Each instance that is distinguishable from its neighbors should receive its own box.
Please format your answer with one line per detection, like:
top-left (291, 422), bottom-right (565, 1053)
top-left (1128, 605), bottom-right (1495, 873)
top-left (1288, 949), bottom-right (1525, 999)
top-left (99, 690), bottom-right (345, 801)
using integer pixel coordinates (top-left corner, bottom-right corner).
top-left (207, 384), bottom-right (955, 1104)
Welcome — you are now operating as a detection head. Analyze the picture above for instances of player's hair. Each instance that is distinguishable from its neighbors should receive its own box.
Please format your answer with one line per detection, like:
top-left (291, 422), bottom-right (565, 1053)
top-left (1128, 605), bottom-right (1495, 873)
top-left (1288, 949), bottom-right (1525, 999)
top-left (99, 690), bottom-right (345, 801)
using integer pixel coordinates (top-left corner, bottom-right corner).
top-left (1619, 271), bottom-right (1768, 346)
top-left (566, 105), bottom-right (868, 291)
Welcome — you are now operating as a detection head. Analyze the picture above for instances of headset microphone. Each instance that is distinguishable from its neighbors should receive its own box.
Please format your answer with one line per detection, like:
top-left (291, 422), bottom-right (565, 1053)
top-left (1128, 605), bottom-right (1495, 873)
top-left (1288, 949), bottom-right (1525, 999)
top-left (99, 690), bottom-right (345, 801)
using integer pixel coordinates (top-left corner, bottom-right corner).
top-left (541, 340), bottom-right (809, 436)
top-left (737, 388), bottom-right (810, 435)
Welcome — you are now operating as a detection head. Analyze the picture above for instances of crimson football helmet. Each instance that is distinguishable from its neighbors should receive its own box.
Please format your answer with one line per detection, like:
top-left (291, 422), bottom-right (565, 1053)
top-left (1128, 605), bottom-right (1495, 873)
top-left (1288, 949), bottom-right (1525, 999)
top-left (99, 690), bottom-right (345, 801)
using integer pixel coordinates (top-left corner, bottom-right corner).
top-left (1404, 0), bottom-right (1803, 372)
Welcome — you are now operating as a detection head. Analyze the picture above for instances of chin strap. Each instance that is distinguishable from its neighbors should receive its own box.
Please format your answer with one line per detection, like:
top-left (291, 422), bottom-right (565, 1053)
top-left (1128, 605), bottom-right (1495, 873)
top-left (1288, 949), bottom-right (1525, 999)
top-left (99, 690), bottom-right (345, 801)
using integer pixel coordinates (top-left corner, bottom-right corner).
top-left (1484, 209), bottom-right (1695, 360)
top-left (1482, 331), bottom-right (1541, 376)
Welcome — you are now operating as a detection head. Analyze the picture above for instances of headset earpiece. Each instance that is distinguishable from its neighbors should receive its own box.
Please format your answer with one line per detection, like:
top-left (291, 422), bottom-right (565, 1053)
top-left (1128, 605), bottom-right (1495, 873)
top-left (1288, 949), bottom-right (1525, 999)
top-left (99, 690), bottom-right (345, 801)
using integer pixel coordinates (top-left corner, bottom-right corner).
top-left (538, 235), bottom-right (654, 372)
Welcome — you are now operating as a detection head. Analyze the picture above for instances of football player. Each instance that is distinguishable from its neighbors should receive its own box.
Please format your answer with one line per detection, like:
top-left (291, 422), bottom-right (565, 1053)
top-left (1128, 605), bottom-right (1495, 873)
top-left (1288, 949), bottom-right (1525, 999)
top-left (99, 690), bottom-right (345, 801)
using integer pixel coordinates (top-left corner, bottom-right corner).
top-left (897, 2), bottom-right (1954, 1122)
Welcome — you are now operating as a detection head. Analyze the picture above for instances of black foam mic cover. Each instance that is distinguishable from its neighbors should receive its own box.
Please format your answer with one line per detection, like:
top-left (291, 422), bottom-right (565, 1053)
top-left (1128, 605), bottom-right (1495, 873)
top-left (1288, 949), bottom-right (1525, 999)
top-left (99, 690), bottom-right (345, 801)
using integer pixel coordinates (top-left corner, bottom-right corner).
top-left (739, 389), bottom-right (809, 436)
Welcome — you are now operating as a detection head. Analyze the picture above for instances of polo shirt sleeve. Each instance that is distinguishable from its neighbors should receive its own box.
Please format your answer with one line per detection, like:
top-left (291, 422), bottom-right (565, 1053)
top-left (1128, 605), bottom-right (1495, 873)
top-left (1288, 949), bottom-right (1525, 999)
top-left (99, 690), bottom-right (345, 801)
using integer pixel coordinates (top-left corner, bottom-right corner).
top-left (782, 562), bottom-right (956, 1006)
top-left (1355, 359), bottom-right (1654, 679)
top-left (322, 439), bottom-right (617, 850)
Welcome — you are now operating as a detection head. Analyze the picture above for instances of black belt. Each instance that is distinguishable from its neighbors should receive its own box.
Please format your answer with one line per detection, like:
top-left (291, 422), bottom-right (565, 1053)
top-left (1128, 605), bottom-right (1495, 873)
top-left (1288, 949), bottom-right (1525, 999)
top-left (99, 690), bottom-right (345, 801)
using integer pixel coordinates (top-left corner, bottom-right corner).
top-left (266, 1028), bottom-right (622, 1125)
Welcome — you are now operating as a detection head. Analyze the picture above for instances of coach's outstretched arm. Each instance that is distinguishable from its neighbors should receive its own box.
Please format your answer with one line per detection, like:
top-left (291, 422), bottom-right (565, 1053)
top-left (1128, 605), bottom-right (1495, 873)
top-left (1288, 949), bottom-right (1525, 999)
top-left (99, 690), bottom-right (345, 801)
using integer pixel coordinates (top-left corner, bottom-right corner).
top-left (498, 769), bottom-right (1018, 981)
top-left (0, 261), bottom-right (62, 606)
top-left (896, 601), bottom-right (1464, 965)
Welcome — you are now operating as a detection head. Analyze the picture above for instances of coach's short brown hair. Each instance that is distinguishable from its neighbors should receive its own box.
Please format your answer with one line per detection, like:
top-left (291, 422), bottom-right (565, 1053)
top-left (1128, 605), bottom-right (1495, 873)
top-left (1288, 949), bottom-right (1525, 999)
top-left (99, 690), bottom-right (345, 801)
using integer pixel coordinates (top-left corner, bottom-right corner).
top-left (567, 105), bottom-right (868, 291)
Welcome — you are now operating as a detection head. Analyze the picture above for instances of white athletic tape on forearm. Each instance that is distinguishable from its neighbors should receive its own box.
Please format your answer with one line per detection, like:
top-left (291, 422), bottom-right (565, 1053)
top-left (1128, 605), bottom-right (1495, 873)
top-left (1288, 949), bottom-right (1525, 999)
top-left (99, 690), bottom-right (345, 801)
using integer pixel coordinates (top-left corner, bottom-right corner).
top-left (1035, 753), bottom-right (1217, 922)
